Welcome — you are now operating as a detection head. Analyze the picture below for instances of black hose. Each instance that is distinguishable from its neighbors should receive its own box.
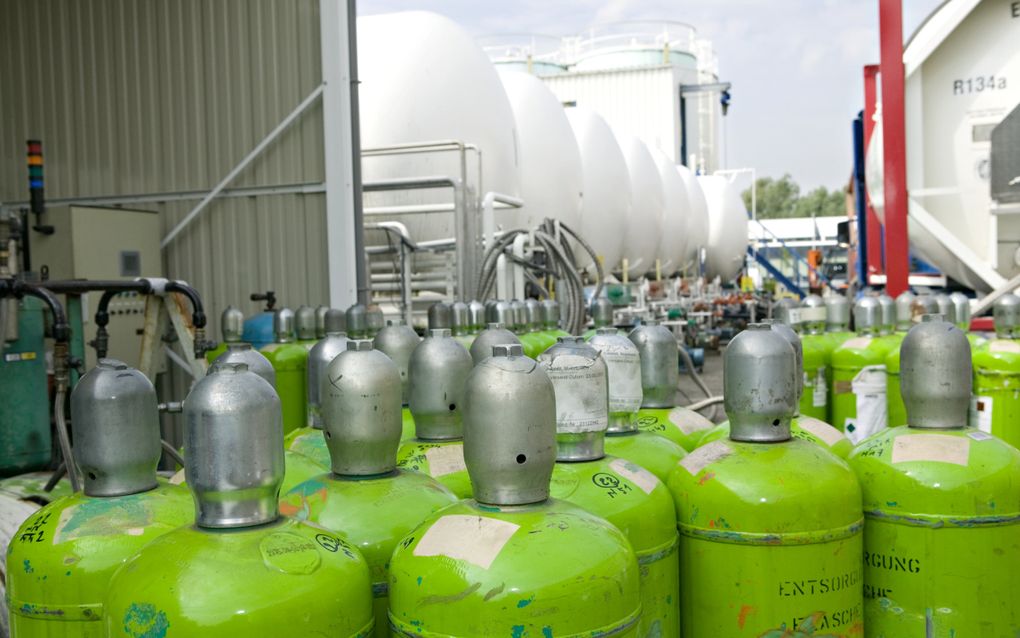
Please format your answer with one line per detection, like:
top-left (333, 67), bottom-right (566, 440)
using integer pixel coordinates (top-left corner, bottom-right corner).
top-left (164, 281), bottom-right (206, 329)
top-left (14, 281), bottom-right (70, 343)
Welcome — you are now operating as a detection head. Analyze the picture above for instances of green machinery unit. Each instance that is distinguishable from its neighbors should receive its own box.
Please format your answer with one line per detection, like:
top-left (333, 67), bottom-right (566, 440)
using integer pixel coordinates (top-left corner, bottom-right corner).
top-left (1, 296), bottom-right (51, 476)
top-left (848, 316), bottom-right (1020, 635)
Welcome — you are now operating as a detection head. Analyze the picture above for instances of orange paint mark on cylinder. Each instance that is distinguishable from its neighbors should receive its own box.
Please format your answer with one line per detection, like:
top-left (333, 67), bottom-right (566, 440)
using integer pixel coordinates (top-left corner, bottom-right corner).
top-left (737, 604), bottom-right (755, 629)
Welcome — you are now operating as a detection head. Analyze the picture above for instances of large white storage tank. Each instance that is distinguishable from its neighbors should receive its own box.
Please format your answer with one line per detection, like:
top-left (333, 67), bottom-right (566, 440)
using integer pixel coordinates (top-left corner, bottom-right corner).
top-left (676, 164), bottom-right (709, 270)
top-left (865, 0), bottom-right (1020, 292)
top-left (357, 11), bottom-right (520, 243)
top-left (698, 175), bottom-right (748, 281)
top-left (564, 107), bottom-right (630, 275)
top-left (497, 71), bottom-right (583, 234)
top-left (650, 149), bottom-right (690, 274)
top-left (613, 132), bottom-right (665, 278)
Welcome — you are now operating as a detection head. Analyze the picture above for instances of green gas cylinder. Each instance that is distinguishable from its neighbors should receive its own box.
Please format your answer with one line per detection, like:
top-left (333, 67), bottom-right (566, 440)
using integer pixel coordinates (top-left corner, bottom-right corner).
top-left (260, 308), bottom-right (308, 434)
top-left (830, 297), bottom-right (897, 444)
top-left (848, 316), bottom-right (1020, 635)
top-left (589, 327), bottom-right (687, 481)
top-left (7, 360), bottom-right (193, 637)
top-left (630, 321), bottom-right (715, 449)
top-left (540, 336), bottom-right (680, 638)
top-left (204, 305), bottom-right (243, 364)
top-left (396, 329), bottom-right (474, 498)
top-left (668, 325), bottom-right (864, 637)
top-left (970, 295), bottom-right (1020, 447)
top-left (281, 339), bottom-right (457, 637)
top-left (795, 295), bottom-right (834, 421)
top-left (388, 343), bottom-right (642, 637)
top-left (105, 361), bottom-right (374, 637)
top-left (696, 321), bottom-right (853, 458)
top-left (285, 309), bottom-right (349, 465)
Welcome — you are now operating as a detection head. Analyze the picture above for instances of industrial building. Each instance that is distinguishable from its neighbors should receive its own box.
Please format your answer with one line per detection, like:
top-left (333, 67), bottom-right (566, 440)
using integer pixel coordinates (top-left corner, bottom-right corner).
top-left (1, 0), bottom-right (1018, 636)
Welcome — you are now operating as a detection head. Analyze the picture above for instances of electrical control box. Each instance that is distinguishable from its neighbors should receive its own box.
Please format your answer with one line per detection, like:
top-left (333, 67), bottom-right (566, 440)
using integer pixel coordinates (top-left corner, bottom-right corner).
top-left (32, 206), bottom-right (162, 370)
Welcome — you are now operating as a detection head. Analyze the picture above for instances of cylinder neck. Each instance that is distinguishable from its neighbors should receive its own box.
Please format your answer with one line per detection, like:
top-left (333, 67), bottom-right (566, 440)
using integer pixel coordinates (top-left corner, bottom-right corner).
top-left (539, 337), bottom-right (608, 462)
top-left (903, 315), bottom-right (971, 429)
top-left (629, 323), bottom-right (678, 408)
top-left (273, 308), bottom-right (295, 343)
top-left (428, 302), bottom-right (452, 331)
top-left (590, 298), bottom-right (613, 328)
top-left (323, 341), bottom-right (402, 475)
top-left (220, 306), bottom-right (244, 343)
top-left (725, 325), bottom-right (797, 442)
top-left (450, 302), bottom-right (470, 336)
top-left (541, 299), bottom-right (561, 330)
top-left (409, 329), bottom-right (472, 440)
top-left (346, 304), bottom-right (368, 338)
top-left (993, 294), bottom-right (1020, 339)
top-left (295, 305), bottom-right (317, 340)
top-left (464, 343), bottom-right (556, 506)
top-left (74, 359), bottom-right (161, 497)
top-left (187, 363), bottom-right (283, 528)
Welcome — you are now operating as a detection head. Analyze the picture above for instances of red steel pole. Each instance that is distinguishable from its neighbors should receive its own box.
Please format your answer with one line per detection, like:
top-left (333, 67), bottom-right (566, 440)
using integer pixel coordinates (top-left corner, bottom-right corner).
top-left (878, 0), bottom-right (910, 296)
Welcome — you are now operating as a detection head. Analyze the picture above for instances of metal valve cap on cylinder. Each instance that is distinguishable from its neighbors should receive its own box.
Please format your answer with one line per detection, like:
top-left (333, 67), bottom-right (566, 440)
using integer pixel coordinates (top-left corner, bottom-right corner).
top-left (322, 340), bottom-right (402, 476)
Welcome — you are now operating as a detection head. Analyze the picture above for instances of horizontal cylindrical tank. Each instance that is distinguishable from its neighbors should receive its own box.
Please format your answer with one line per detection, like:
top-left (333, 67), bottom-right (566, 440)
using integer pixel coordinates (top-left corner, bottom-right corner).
top-left (676, 164), bottom-right (709, 270)
top-left (863, 0), bottom-right (1020, 292)
top-left (358, 11), bottom-right (520, 243)
top-left (698, 174), bottom-right (748, 281)
top-left (613, 131), bottom-right (664, 278)
top-left (651, 148), bottom-right (690, 275)
top-left (498, 71), bottom-right (582, 235)
top-left (563, 106), bottom-right (629, 275)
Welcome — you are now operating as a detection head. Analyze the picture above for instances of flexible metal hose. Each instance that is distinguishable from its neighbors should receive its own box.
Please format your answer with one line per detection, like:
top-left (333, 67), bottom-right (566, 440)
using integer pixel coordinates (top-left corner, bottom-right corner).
top-left (678, 345), bottom-right (718, 420)
top-left (53, 387), bottom-right (82, 492)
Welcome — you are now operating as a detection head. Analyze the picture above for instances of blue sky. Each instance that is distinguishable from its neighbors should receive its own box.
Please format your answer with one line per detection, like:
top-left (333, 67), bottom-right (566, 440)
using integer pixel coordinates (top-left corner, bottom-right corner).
top-left (358, 0), bottom-right (943, 192)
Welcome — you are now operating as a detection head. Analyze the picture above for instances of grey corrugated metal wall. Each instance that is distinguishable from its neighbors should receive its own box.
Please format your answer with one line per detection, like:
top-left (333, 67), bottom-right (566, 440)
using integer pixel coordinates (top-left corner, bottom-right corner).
top-left (0, 0), bottom-right (329, 317)
top-left (0, 0), bottom-right (331, 442)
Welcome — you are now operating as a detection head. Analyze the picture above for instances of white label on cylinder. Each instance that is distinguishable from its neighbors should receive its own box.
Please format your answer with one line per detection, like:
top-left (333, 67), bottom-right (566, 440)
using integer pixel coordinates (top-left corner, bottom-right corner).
top-left (799, 306), bottom-right (828, 323)
top-left (797, 416), bottom-right (846, 447)
top-left (892, 433), bottom-right (970, 466)
top-left (970, 395), bottom-right (993, 433)
top-left (598, 347), bottom-right (643, 413)
top-left (425, 444), bottom-right (467, 478)
top-left (609, 457), bottom-right (660, 495)
top-left (413, 515), bottom-right (520, 569)
top-left (169, 469), bottom-right (186, 485)
top-left (811, 367), bottom-right (828, 408)
top-left (678, 440), bottom-right (732, 475)
top-left (668, 407), bottom-right (714, 435)
top-left (845, 365), bottom-right (887, 444)
top-left (990, 340), bottom-right (1020, 354)
top-left (543, 358), bottom-right (609, 434)
top-left (842, 336), bottom-right (873, 350)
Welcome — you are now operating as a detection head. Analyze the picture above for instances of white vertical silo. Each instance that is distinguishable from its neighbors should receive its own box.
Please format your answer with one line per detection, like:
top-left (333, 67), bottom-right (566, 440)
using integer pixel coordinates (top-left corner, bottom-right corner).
top-left (563, 107), bottom-right (630, 276)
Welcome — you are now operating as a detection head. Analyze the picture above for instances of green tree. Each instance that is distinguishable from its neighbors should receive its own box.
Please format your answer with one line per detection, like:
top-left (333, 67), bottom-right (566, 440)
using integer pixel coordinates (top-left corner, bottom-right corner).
top-left (742, 176), bottom-right (846, 219)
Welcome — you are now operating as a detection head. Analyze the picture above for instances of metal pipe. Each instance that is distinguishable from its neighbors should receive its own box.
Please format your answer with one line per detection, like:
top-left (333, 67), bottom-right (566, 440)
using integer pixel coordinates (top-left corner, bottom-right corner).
top-left (161, 439), bottom-right (186, 467)
top-left (347, 0), bottom-right (369, 306)
top-left (161, 84), bottom-right (326, 248)
top-left (686, 396), bottom-right (725, 411)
